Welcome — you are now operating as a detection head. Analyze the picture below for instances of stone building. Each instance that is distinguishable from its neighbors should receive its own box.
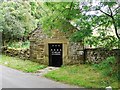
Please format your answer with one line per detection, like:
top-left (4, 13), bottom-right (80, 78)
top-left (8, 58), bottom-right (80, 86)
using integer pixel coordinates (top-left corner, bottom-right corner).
top-left (29, 27), bottom-right (84, 67)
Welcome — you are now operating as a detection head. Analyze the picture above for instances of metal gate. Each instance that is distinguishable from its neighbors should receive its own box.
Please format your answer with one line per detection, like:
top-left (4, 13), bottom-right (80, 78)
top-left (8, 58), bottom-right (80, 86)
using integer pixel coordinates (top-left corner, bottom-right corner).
top-left (48, 43), bottom-right (62, 67)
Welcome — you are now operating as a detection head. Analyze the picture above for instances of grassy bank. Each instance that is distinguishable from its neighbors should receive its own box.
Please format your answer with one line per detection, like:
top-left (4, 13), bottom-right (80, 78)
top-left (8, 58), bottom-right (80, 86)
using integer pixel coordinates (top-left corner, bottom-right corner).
top-left (0, 55), bottom-right (46, 73)
top-left (45, 64), bottom-right (119, 88)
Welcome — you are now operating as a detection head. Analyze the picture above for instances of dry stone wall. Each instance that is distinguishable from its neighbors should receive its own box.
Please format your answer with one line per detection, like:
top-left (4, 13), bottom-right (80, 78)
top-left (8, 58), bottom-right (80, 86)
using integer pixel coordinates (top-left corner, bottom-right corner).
top-left (84, 48), bottom-right (120, 64)
top-left (2, 46), bottom-right (120, 65)
top-left (2, 47), bottom-right (30, 60)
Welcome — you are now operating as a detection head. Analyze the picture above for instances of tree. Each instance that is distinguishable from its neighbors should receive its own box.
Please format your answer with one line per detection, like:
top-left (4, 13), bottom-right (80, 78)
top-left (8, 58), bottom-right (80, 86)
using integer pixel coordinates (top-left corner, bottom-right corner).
top-left (100, 2), bottom-right (120, 40)
top-left (1, 1), bottom-right (119, 49)
top-left (39, 2), bottom-right (92, 40)
top-left (39, 1), bottom-right (120, 47)
top-left (80, 1), bottom-right (120, 48)
top-left (90, 2), bottom-right (120, 40)
top-left (0, 1), bottom-right (38, 45)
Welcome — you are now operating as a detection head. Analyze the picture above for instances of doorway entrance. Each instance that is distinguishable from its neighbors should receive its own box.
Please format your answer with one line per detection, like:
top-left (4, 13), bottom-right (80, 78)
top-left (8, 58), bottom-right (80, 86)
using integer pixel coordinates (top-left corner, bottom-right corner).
top-left (48, 43), bottom-right (63, 67)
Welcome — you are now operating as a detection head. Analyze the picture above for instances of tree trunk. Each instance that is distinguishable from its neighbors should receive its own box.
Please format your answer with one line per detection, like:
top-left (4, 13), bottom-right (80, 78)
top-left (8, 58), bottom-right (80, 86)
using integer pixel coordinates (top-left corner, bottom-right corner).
top-left (111, 16), bottom-right (120, 48)
top-left (111, 17), bottom-right (120, 40)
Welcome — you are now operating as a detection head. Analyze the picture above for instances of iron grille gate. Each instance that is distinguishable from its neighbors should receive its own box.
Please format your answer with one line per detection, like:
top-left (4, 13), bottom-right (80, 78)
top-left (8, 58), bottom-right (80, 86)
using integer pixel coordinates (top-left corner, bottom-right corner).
top-left (48, 43), bottom-right (63, 67)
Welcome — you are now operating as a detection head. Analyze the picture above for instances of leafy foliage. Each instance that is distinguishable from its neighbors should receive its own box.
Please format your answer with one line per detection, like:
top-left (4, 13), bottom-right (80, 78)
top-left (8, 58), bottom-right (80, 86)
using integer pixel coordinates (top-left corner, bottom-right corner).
top-left (93, 56), bottom-right (118, 80)
top-left (80, 2), bottom-right (119, 28)
top-left (7, 40), bottom-right (30, 50)
top-left (85, 35), bottom-right (119, 49)
top-left (0, 1), bottom-right (38, 43)
top-left (0, 1), bottom-right (119, 48)
top-left (81, 1), bottom-right (120, 48)
top-left (39, 2), bottom-right (92, 40)
top-left (39, 2), bottom-right (120, 46)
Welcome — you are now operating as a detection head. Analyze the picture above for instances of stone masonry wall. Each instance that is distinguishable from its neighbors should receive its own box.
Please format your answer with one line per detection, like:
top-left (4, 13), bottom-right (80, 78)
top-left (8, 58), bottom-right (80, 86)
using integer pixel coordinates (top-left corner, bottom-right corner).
top-left (29, 28), bottom-right (48, 64)
top-left (84, 48), bottom-right (120, 64)
top-left (68, 42), bottom-right (84, 64)
top-left (2, 47), bottom-right (30, 60)
top-left (2, 44), bottom-right (120, 65)
top-left (30, 41), bottom-right (47, 64)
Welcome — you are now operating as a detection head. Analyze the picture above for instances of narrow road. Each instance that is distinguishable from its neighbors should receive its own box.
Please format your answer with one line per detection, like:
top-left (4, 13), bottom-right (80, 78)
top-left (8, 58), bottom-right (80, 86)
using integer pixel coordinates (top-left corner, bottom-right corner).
top-left (0, 65), bottom-right (78, 88)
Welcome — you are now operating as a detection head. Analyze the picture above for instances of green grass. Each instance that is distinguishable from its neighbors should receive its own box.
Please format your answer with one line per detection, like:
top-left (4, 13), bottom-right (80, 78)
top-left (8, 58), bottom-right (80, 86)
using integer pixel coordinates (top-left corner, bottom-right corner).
top-left (0, 55), bottom-right (46, 73)
top-left (45, 65), bottom-right (119, 88)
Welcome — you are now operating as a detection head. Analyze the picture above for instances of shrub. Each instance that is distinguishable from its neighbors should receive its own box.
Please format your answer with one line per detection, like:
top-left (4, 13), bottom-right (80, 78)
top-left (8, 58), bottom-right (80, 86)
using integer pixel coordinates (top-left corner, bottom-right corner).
top-left (7, 40), bottom-right (30, 49)
top-left (93, 56), bottom-right (118, 80)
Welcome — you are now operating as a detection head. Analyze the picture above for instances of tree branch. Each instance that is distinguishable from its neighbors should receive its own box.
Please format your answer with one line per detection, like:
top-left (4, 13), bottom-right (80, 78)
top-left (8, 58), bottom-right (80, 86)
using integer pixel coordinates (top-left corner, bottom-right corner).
top-left (113, 5), bottom-right (120, 12)
top-left (111, 16), bottom-right (120, 40)
top-left (108, 6), bottom-right (113, 16)
top-left (99, 9), bottom-right (112, 17)
top-left (99, 7), bottom-right (120, 40)
top-left (108, 6), bottom-right (120, 40)
top-left (113, 11), bottom-right (119, 16)
top-left (113, 6), bottom-right (120, 16)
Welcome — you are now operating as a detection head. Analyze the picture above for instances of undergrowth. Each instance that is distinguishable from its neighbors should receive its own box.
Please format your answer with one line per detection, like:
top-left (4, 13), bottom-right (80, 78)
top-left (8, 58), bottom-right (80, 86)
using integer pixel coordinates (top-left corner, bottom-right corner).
top-left (93, 56), bottom-right (119, 81)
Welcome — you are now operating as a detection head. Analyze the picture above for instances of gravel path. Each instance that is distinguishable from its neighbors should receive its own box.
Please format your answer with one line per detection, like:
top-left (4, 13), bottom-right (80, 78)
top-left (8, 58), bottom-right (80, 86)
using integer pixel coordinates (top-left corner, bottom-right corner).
top-left (30, 66), bottom-right (59, 76)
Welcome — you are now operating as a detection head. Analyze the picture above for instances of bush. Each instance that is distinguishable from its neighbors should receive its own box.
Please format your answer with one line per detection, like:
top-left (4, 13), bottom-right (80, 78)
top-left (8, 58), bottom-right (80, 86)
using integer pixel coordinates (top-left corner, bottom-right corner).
top-left (7, 41), bottom-right (30, 49)
top-left (93, 56), bottom-right (118, 80)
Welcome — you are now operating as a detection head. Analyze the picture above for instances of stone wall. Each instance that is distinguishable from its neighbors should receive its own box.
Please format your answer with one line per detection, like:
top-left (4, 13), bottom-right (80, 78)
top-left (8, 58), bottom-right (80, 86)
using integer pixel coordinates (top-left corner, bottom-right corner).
top-left (68, 42), bottom-right (84, 64)
top-left (84, 48), bottom-right (120, 64)
top-left (2, 46), bottom-right (120, 65)
top-left (29, 27), bottom-right (48, 64)
top-left (2, 47), bottom-right (30, 60)
top-left (30, 41), bottom-right (47, 64)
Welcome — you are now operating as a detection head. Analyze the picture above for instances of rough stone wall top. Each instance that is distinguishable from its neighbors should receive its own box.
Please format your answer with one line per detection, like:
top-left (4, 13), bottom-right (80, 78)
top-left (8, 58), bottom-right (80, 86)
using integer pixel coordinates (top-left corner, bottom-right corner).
top-left (84, 48), bottom-right (120, 64)
top-left (29, 27), bottom-right (47, 42)
top-left (29, 29), bottom-right (67, 42)
top-left (51, 30), bottom-right (66, 39)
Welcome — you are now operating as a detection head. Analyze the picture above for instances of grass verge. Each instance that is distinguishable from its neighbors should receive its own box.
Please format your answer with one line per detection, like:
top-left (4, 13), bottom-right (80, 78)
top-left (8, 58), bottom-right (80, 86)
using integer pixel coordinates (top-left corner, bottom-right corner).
top-left (0, 55), bottom-right (46, 73)
top-left (45, 65), bottom-right (119, 88)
